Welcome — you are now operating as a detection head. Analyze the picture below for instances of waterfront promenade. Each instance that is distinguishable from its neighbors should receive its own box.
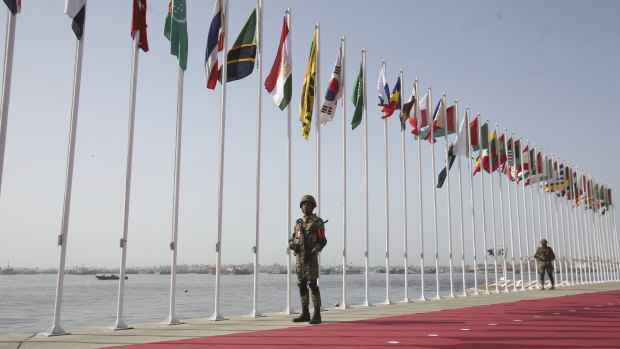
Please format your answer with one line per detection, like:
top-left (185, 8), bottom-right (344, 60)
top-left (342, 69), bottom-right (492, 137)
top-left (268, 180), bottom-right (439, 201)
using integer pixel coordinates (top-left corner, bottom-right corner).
top-left (2, 282), bottom-right (619, 348)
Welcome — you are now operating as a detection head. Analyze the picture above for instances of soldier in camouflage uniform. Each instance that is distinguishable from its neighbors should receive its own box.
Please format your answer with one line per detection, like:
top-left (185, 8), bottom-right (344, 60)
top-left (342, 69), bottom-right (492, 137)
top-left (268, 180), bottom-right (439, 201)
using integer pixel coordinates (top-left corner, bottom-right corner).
top-left (534, 238), bottom-right (555, 290)
top-left (288, 195), bottom-right (327, 324)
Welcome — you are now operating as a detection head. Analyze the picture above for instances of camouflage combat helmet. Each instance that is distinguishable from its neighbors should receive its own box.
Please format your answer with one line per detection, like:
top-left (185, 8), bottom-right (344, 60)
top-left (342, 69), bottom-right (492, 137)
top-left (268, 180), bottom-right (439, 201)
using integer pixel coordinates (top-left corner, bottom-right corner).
top-left (541, 238), bottom-right (548, 245)
top-left (300, 195), bottom-right (317, 208)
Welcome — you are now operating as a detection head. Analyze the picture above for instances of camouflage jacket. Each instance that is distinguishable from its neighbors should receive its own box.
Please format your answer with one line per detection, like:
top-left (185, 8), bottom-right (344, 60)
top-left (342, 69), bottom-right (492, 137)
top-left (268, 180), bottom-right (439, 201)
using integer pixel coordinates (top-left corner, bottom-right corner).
top-left (534, 246), bottom-right (555, 264)
top-left (289, 214), bottom-right (327, 256)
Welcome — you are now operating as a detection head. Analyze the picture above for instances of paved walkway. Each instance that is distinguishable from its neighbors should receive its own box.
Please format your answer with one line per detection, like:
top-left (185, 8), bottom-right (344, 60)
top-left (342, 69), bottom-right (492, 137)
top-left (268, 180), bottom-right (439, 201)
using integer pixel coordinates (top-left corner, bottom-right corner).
top-left (1, 282), bottom-right (619, 349)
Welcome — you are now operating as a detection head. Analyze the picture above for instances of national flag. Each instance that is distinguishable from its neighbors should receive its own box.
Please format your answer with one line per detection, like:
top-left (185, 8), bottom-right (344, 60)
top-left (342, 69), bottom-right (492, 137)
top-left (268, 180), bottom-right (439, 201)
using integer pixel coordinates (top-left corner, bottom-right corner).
top-left (264, 15), bottom-right (292, 109)
top-left (410, 91), bottom-right (429, 136)
top-left (437, 115), bottom-right (468, 188)
top-left (318, 45), bottom-right (343, 126)
top-left (219, 6), bottom-right (257, 82)
top-left (380, 77), bottom-right (400, 119)
top-left (164, 0), bottom-right (188, 70)
top-left (205, 0), bottom-right (223, 89)
top-left (3, 0), bottom-right (20, 14)
top-left (473, 129), bottom-right (500, 175)
top-left (471, 120), bottom-right (489, 151)
top-left (414, 100), bottom-right (440, 140)
top-left (299, 32), bottom-right (317, 140)
top-left (131, 0), bottom-right (149, 52)
top-left (424, 103), bottom-right (456, 140)
top-left (65, 0), bottom-right (86, 39)
top-left (377, 64), bottom-right (389, 116)
top-left (399, 85), bottom-right (415, 131)
top-left (351, 61), bottom-right (364, 130)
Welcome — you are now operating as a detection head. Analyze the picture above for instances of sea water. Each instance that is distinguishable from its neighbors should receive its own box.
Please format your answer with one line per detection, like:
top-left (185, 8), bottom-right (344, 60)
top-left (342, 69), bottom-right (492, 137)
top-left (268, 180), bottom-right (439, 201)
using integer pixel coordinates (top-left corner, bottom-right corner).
top-left (0, 271), bottom-right (499, 334)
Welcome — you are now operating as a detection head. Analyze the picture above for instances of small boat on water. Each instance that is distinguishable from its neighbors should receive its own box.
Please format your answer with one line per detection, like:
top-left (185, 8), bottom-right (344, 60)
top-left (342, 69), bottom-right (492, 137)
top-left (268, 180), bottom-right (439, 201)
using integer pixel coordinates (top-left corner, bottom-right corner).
top-left (95, 274), bottom-right (128, 280)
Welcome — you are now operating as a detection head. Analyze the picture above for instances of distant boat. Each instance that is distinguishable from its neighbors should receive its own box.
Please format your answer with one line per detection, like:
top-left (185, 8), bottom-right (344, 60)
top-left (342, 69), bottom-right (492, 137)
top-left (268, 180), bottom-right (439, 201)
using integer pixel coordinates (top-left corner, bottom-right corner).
top-left (95, 274), bottom-right (128, 280)
top-left (1, 262), bottom-right (15, 275)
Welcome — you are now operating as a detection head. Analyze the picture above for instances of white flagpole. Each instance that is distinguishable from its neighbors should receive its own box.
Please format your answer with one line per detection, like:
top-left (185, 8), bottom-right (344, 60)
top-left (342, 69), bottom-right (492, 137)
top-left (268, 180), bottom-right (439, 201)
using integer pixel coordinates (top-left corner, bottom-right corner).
top-left (506, 132), bottom-right (524, 292)
top-left (44, 3), bottom-right (87, 336)
top-left (560, 161), bottom-right (572, 285)
top-left (522, 139), bottom-right (533, 290)
top-left (340, 37), bottom-right (349, 309)
top-left (315, 23), bottom-right (321, 287)
top-left (504, 133), bottom-right (523, 292)
top-left (162, 65), bottom-right (184, 326)
top-left (608, 186), bottom-right (619, 281)
top-left (250, 0), bottom-right (263, 318)
top-left (597, 179), bottom-right (610, 281)
top-left (283, 8), bottom-right (293, 316)
top-left (416, 81), bottom-right (427, 301)
top-left (455, 102), bottom-right (467, 297)
top-left (591, 175), bottom-right (601, 282)
top-left (567, 164), bottom-right (577, 284)
top-left (611, 186), bottom-right (620, 281)
top-left (531, 144), bottom-right (541, 288)
top-left (497, 127), bottom-right (509, 293)
top-left (551, 155), bottom-right (563, 287)
top-left (443, 95), bottom-right (454, 298)
top-left (552, 155), bottom-right (563, 287)
top-left (583, 171), bottom-right (591, 283)
top-left (513, 136), bottom-right (525, 291)
top-left (113, 27), bottom-right (142, 331)
top-left (466, 110), bottom-right (479, 296)
top-left (361, 49), bottom-right (371, 307)
top-left (558, 160), bottom-right (569, 285)
top-left (592, 175), bottom-right (602, 282)
top-left (573, 166), bottom-right (584, 284)
top-left (478, 117), bottom-right (490, 294)
top-left (210, 0), bottom-right (228, 321)
top-left (540, 149), bottom-right (551, 287)
top-left (488, 124), bottom-right (499, 293)
top-left (430, 88), bottom-right (441, 300)
top-left (577, 168), bottom-right (588, 283)
top-left (382, 60), bottom-right (392, 305)
top-left (0, 9), bottom-right (17, 199)
top-left (603, 184), bottom-right (612, 281)
top-left (399, 69), bottom-right (410, 303)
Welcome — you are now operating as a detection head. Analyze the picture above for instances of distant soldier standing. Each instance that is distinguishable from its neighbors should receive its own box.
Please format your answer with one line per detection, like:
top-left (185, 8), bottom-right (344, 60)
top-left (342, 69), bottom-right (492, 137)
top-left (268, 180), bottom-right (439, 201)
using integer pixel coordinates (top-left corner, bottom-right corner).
top-left (288, 195), bottom-right (327, 324)
top-left (534, 239), bottom-right (556, 290)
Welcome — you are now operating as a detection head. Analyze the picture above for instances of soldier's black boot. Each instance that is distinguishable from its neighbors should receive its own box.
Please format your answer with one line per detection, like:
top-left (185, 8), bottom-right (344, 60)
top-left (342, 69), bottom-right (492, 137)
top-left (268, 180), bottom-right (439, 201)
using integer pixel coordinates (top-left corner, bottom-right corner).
top-left (293, 306), bottom-right (310, 322)
top-left (309, 306), bottom-right (321, 324)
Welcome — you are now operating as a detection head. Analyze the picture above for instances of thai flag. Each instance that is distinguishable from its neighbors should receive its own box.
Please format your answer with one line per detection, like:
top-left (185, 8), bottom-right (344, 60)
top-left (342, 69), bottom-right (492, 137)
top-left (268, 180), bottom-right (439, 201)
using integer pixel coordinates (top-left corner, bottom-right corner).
top-left (205, 0), bottom-right (223, 89)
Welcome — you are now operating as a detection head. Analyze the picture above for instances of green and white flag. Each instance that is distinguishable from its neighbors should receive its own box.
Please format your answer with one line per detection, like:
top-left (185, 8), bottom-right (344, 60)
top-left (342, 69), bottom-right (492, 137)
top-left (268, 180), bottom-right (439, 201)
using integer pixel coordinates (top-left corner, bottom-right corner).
top-left (351, 61), bottom-right (364, 130)
top-left (164, 0), bottom-right (188, 70)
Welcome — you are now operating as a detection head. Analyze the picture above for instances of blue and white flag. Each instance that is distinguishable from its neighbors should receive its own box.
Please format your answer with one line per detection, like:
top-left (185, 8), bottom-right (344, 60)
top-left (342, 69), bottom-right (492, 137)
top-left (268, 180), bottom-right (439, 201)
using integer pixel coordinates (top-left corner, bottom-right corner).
top-left (377, 63), bottom-right (389, 107)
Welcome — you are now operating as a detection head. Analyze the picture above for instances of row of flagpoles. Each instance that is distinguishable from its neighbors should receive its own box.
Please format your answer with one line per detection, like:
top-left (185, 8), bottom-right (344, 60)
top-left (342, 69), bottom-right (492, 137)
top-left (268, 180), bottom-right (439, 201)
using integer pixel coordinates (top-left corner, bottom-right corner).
top-left (1, 0), bottom-right (618, 336)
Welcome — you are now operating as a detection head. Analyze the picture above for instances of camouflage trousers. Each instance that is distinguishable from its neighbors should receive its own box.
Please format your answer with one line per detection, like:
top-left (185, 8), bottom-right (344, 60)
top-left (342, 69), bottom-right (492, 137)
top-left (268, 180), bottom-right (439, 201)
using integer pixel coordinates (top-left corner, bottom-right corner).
top-left (538, 262), bottom-right (555, 286)
top-left (296, 254), bottom-right (321, 307)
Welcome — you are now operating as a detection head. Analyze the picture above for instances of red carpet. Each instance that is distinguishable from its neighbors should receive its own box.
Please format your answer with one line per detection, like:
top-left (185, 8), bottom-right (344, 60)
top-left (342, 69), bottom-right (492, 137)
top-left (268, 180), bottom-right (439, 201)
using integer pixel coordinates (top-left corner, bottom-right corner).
top-left (118, 290), bottom-right (620, 348)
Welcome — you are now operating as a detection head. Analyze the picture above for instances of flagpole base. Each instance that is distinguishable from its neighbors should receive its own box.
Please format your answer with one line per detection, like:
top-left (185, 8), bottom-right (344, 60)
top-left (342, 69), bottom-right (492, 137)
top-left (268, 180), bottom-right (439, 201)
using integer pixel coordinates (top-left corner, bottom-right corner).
top-left (281, 306), bottom-right (295, 315)
top-left (382, 298), bottom-right (394, 305)
top-left (399, 297), bottom-right (411, 303)
top-left (417, 295), bottom-right (428, 301)
top-left (247, 310), bottom-right (265, 318)
top-left (42, 324), bottom-right (70, 337)
top-left (110, 319), bottom-right (133, 331)
top-left (162, 316), bottom-right (183, 325)
top-left (359, 300), bottom-right (373, 307)
top-left (339, 302), bottom-right (351, 309)
top-left (208, 312), bottom-right (227, 321)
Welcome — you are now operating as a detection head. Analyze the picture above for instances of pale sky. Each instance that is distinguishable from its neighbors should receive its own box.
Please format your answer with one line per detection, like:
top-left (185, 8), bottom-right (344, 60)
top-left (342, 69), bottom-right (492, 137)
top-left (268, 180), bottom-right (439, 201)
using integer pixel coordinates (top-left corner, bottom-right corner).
top-left (0, 0), bottom-right (618, 269)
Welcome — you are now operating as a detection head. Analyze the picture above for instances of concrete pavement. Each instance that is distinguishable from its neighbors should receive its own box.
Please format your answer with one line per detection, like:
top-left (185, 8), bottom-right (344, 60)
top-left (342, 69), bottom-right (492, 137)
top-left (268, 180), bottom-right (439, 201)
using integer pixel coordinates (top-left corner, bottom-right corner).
top-left (1, 282), bottom-right (619, 349)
